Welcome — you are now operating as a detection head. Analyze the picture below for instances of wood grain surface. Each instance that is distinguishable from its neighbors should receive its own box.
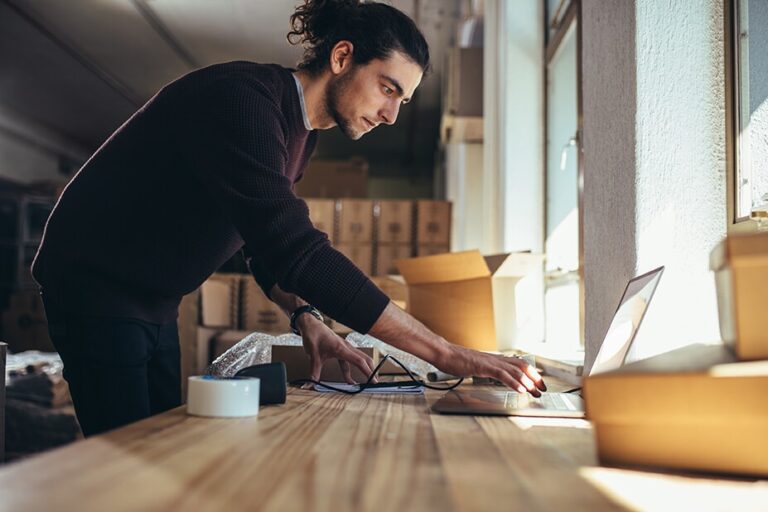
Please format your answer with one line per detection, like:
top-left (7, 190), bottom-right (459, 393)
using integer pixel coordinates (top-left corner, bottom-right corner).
top-left (0, 383), bottom-right (766, 511)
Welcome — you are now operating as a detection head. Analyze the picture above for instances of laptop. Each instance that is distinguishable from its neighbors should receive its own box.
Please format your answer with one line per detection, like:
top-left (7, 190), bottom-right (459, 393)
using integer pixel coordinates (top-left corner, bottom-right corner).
top-left (431, 266), bottom-right (665, 418)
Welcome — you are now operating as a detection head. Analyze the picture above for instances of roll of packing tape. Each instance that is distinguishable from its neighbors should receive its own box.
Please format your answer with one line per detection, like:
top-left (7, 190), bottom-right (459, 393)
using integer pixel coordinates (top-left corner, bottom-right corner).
top-left (187, 376), bottom-right (260, 418)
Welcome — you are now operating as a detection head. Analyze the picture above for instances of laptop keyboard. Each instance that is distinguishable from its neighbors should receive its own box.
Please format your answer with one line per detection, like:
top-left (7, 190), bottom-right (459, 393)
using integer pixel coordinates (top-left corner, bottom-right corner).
top-left (503, 392), bottom-right (579, 411)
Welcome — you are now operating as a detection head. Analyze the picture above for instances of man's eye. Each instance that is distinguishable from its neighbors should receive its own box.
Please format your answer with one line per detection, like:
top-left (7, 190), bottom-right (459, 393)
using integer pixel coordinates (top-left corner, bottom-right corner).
top-left (383, 86), bottom-right (393, 95)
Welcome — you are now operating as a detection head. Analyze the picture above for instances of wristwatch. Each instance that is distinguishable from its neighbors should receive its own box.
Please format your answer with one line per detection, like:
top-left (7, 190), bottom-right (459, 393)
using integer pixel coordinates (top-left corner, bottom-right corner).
top-left (290, 305), bottom-right (324, 335)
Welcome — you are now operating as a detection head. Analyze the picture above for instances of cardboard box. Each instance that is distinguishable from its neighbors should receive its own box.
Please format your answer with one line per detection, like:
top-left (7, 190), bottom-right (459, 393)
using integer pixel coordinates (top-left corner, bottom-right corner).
top-left (375, 243), bottom-right (412, 276)
top-left (417, 244), bottom-right (450, 257)
top-left (396, 250), bottom-right (543, 351)
top-left (210, 329), bottom-right (258, 361)
top-left (295, 158), bottom-right (368, 198)
top-left (240, 277), bottom-right (291, 334)
top-left (195, 326), bottom-right (222, 372)
top-left (200, 273), bottom-right (241, 328)
top-left (710, 231), bottom-right (768, 360)
top-left (305, 199), bottom-right (337, 243)
top-left (584, 343), bottom-right (768, 477)
top-left (371, 275), bottom-right (409, 309)
top-left (337, 199), bottom-right (374, 243)
top-left (271, 344), bottom-right (378, 383)
top-left (375, 200), bottom-right (413, 243)
top-left (416, 200), bottom-right (451, 245)
top-left (336, 242), bottom-right (373, 276)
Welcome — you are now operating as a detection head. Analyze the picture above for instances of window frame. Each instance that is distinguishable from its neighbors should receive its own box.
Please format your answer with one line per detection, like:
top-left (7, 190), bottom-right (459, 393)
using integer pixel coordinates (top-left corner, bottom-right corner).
top-left (725, 0), bottom-right (765, 233)
top-left (542, 0), bottom-right (585, 351)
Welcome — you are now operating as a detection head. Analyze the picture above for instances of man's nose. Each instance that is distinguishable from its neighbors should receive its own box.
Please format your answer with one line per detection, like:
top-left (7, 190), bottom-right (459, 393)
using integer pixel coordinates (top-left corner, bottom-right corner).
top-left (379, 101), bottom-right (400, 125)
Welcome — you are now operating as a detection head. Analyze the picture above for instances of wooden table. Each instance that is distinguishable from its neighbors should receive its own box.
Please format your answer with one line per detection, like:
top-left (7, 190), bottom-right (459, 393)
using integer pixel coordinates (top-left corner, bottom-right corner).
top-left (1, 382), bottom-right (767, 511)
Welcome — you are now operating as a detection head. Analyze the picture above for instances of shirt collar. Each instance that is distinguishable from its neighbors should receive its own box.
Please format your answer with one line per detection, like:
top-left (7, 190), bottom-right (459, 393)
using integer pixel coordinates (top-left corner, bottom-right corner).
top-left (292, 72), bottom-right (313, 131)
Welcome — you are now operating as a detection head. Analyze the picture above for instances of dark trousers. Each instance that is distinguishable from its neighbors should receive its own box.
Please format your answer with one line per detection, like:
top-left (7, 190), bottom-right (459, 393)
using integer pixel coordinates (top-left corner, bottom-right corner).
top-left (42, 293), bottom-right (181, 437)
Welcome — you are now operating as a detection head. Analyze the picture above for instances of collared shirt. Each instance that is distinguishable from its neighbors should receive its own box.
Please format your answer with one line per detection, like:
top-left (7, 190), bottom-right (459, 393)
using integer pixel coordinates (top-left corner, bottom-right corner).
top-left (292, 72), bottom-right (313, 131)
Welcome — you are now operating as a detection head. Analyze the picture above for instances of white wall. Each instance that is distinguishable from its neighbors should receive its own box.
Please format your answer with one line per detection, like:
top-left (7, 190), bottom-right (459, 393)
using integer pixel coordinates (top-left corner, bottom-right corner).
top-left (582, 0), bottom-right (726, 371)
top-left (0, 105), bottom-right (88, 185)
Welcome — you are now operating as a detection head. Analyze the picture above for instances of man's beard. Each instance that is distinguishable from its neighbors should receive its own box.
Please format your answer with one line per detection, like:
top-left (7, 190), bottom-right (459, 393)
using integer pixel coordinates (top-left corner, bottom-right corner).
top-left (325, 68), bottom-right (360, 140)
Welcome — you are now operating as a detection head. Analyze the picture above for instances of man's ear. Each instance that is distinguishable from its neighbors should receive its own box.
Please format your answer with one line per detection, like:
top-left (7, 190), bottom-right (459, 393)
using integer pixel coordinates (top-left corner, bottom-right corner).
top-left (329, 40), bottom-right (354, 75)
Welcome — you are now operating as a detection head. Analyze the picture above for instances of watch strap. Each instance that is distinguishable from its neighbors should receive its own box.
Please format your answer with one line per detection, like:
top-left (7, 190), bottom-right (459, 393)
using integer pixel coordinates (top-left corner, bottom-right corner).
top-left (290, 305), bottom-right (324, 335)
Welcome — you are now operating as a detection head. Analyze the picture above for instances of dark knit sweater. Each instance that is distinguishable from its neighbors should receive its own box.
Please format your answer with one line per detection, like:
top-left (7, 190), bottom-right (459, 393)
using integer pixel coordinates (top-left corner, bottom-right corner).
top-left (32, 62), bottom-right (389, 333)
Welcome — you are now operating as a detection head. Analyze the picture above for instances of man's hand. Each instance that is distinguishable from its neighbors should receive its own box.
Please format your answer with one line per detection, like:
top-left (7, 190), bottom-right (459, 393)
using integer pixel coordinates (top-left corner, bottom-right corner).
top-left (435, 345), bottom-right (547, 397)
top-left (296, 314), bottom-right (377, 385)
top-left (369, 302), bottom-right (547, 397)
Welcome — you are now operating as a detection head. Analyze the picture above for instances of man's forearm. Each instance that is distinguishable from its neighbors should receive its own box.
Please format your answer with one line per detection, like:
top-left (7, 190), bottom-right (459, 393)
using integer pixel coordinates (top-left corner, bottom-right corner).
top-left (268, 285), bottom-right (454, 367)
top-left (367, 302), bottom-right (454, 369)
top-left (268, 284), bottom-right (307, 317)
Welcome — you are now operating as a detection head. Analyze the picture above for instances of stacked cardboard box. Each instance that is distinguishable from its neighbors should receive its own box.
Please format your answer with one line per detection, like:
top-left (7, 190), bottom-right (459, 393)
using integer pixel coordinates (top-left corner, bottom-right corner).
top-left (199, 273), bottom-right (291, 335)
top-left (241, 278), bottom-right (290, 334)
top-left (375, 200), bottom-right (414, 275)
top-left (300, 198), bottom-right (452, 277)
top-left (586, 231), bottom-right (768, 477)
top-left (305, 199), bottom-right (336, 244)
top-left (336, 199), bottom-right (374, 275)
top-left (415, 200), bottom-right (451, 257)
top-left (710, 231), bottom-right (768, 360)
top-left (584, 344), bottom-right (768, 476)
top-left (199, 273), bottom-right (241, 328)
top-left (294, 158), bottom-right (368, 198)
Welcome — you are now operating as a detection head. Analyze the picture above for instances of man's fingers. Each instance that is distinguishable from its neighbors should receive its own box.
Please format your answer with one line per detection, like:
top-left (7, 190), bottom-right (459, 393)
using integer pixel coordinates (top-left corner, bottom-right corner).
top-left (348, 352), bottom-right (378, 384)
top-left (362, 352), bottom-right (376, 373)
top-left (358, 353), bottom-right (378, 383)
top-left (508, 365), bottom-right (542, 397)
top-left (506, 356), bottom-right (547, 392)
top-left (339, 360), bottom-right (356, 385)
top-left (491, 368), bottom-right (527, 394)
top-left (493, 366), bottom-right (542, 397)
top-left (309, 354), bottom-right (323, 382)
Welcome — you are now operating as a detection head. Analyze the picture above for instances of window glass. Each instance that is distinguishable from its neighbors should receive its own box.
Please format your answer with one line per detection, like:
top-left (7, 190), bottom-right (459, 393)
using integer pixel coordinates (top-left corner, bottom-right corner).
top-left (546, 22), bottom-right (578, 274)
top-left (544, 19), bottom-right (581, 353)
top-left (736, 0), bottom-right (768, 218)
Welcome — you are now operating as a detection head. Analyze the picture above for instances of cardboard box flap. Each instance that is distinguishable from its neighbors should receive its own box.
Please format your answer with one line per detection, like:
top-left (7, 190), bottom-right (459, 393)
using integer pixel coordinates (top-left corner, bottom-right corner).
top-left (396, 250), bottom-right (490, 284)
top-left (710, 231), bottom-right (768, 270)
top-left (484, 252), bottom-right (544, 277)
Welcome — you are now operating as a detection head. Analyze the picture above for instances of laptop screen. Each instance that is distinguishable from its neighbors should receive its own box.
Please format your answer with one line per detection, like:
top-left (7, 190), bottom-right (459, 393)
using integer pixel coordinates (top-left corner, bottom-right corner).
top-left (588, 266), bottom-right (664, 376)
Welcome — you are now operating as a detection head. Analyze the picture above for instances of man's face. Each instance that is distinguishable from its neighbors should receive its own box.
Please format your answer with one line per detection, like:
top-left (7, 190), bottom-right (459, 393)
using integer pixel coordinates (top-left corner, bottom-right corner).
top-left (326, 51), bottom-right (423, 140)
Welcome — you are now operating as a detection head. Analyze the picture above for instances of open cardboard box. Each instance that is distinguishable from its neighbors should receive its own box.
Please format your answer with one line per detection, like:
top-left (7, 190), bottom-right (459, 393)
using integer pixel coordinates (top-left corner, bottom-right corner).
top-left (395, 250), bottom-right (543, 351)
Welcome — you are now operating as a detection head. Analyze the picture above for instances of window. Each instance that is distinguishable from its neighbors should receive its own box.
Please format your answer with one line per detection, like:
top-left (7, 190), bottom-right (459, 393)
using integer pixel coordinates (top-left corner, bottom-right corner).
top-left (727, 0), bottom-right (768, 231)
top-left (543, 0), bottom-right (583, 357)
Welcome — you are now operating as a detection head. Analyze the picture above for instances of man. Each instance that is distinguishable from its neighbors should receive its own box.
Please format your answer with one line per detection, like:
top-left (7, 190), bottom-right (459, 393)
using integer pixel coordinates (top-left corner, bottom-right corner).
top-left (33, 0), bottom-right (546, 437)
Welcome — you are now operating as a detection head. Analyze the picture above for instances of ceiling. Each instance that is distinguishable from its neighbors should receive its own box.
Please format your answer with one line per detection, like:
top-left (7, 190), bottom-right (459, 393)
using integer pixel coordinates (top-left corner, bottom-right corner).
top-left (0, 0), bottom-right (462, 171)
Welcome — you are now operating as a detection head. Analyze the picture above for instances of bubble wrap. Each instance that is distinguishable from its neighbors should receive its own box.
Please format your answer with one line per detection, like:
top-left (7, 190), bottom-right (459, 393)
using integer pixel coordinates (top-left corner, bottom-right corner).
top-left (5, 351), bottom-right (64, 385)
top-left (206, 332), bottom-right (297, 377)
top-left (346, 333), bottom-right (437, 377)
top-left (206, 330), bottom-right (436, 378)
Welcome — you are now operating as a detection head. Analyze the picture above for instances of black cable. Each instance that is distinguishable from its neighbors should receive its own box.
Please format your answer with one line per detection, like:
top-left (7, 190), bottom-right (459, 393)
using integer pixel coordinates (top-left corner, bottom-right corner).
top-left (290, 354), bottom-right (464, 394)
